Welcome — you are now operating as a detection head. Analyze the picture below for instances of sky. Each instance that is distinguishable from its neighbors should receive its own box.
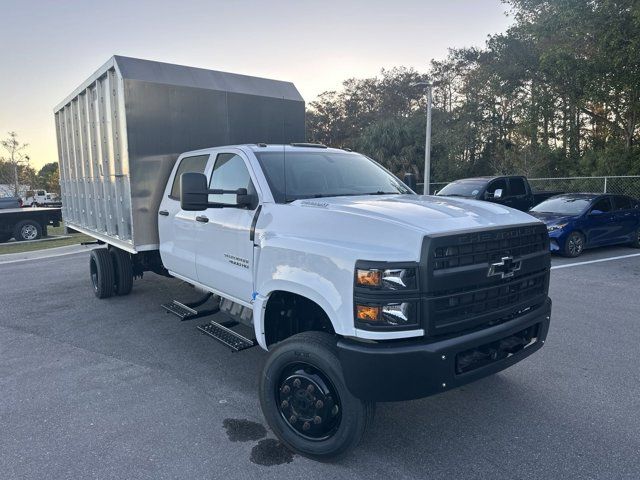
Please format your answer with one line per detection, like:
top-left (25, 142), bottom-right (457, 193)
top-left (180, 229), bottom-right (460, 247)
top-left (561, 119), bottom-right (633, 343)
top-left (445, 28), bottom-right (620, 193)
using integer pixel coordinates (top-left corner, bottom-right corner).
top-left (0, 0), bottom-right (513, 170)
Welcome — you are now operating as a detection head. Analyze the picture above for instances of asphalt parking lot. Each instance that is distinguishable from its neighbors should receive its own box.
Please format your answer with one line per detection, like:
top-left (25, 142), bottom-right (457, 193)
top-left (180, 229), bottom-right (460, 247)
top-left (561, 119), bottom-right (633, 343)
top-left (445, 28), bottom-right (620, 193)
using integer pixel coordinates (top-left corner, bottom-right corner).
top-left (1, 246), bottom-right (639, 480)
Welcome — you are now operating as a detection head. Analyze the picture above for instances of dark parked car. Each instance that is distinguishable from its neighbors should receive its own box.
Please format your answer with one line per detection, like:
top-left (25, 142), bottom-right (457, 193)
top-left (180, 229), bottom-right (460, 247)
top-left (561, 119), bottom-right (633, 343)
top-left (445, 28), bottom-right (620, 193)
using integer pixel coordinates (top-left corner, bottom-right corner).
top-left (0, 196), bottom-right (23, 209)
top-left (436, 176), bottom-right (561, 211)
top-left (528, 193), bottom-right (640, 257)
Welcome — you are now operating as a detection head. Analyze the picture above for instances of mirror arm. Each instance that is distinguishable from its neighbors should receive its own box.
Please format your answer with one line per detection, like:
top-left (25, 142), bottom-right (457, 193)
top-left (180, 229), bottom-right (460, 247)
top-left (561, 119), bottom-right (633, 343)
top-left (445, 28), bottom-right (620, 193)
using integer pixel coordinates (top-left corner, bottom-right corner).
top-left (206, 188), bottom-right (248, 195)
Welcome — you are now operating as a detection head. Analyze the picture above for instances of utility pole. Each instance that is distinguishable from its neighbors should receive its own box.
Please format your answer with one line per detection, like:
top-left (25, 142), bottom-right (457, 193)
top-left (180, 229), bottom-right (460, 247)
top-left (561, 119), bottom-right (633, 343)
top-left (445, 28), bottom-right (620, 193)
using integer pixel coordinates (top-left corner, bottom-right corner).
top-left (410, 82), bottom-right (433, 194)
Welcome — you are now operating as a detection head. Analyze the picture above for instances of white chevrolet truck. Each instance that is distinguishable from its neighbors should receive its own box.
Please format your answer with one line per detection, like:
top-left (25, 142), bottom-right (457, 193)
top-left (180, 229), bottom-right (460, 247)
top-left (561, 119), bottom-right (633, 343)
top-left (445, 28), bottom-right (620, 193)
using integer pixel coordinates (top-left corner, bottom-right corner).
top-left (55, 57), bottom-right (551, 458)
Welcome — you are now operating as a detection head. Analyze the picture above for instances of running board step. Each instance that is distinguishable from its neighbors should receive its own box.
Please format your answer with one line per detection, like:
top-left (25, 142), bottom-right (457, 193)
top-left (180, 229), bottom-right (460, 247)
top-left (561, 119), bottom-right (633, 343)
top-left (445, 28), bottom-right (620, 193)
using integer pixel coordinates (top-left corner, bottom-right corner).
top-left (197, 322), bottom-right (257, 352)
top-left (162, 299), bottom-right (219, 321)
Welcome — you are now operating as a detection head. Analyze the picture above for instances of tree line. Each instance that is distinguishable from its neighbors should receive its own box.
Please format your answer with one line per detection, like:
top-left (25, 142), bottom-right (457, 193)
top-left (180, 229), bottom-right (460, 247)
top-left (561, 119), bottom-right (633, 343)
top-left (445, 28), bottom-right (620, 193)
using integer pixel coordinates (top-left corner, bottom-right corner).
top-left (306, 0), bottom-right (640, 184)
top-left (0, 132), bottom-right (59, 196)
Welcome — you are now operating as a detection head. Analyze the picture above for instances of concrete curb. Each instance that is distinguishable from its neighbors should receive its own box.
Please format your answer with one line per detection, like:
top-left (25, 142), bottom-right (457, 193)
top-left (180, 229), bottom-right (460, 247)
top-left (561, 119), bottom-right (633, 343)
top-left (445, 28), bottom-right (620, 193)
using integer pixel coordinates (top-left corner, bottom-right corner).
top-left (0, 243), bottom-right (98, 265)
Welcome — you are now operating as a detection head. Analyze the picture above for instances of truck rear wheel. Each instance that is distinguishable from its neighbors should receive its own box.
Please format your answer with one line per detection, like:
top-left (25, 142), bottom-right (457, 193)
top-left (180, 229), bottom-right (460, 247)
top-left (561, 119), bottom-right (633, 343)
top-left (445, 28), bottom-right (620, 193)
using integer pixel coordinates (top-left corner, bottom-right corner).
top-left (89, 248), bottom-right (115, 298)
top-left (13, 220), bottom-right (42, 241)
top-left (109, 247), bottom-right (134, 296)
top-left (259, 331), bottom-right (374, 459)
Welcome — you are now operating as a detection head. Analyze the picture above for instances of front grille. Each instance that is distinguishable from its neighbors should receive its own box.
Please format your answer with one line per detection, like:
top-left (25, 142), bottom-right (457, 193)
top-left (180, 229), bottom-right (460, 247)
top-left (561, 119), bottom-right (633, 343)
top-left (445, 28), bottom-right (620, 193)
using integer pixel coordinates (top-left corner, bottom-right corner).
top-left (430, 269), bottom-right (547, 329)
top-left (421, 224), bottom-right (550, 336)
top-left (433, 225), bottom-right (547, 271)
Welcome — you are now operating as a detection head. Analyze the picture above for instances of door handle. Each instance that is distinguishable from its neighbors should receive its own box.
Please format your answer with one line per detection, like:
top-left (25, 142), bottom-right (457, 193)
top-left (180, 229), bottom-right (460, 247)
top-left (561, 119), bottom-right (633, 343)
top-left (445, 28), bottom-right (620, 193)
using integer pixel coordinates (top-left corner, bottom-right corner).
top-left (196, 215), bottom-right (209, 223)
top-left (158, 210), bottom-right (169, 216)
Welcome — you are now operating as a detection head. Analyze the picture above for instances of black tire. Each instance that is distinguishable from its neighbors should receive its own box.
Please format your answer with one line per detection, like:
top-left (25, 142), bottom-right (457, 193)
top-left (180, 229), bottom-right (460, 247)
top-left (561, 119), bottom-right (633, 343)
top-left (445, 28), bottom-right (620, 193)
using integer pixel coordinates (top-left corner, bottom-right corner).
top-left (259, 331), bottom-right (375, 459)
top-left (109, 247), bottom-right (134, 296)
top-left (89, 248), bottom-right (115, 299)
top-left (563, 231), bottom-right (585, 257)
top-left (0, 233), bottom-right (12, 243)
top-left (13, 220), bottom-right (42, 241)
top-left (630, 228), bottom-right (640, 248)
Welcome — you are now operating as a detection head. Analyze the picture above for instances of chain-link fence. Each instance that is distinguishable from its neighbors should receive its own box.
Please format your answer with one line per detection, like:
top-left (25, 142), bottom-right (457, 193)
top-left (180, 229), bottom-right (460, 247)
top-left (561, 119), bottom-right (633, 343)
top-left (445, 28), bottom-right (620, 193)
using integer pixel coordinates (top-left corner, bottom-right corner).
top-left (421, 176), bottom-right (640, 198)
top-left (527, 176), bottom-right (640, 198)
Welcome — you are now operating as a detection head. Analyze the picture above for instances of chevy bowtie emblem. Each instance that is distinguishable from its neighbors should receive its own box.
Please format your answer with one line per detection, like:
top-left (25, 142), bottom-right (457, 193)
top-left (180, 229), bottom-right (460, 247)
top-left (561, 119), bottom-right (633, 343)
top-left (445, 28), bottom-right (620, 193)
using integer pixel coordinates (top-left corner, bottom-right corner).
top-left (488, 256), bottom-right (521, 279)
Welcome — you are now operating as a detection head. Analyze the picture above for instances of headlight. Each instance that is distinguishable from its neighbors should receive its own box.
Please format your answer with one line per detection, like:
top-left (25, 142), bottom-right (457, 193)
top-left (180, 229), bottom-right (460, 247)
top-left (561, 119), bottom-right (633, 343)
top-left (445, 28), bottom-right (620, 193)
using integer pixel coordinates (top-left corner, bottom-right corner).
top-left (355, 267), bottom-right (417, 290)
top-left (355, 301), bottom-right (418, 328)
top-left (547, 223), bottom-right (567, 232)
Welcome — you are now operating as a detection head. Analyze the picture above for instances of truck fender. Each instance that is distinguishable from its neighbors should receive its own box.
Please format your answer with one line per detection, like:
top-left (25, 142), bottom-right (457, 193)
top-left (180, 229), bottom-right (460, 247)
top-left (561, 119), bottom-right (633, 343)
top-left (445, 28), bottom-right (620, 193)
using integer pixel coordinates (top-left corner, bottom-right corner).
top-left (252, 279), bottom-right (341, 351)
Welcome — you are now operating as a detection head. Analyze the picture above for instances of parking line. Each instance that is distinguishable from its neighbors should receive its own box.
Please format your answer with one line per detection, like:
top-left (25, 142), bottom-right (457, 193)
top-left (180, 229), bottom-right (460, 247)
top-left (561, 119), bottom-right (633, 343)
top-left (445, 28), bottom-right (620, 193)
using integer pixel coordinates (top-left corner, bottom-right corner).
top-left (551, 252), bottom-right (640, 270)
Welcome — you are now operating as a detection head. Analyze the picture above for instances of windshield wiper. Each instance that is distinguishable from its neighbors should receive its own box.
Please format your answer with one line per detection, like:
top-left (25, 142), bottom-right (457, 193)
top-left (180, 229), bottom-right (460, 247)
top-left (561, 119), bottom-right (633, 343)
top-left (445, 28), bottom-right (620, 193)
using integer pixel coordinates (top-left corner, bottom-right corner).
top-left (365, 191), bottom-right (399, 195)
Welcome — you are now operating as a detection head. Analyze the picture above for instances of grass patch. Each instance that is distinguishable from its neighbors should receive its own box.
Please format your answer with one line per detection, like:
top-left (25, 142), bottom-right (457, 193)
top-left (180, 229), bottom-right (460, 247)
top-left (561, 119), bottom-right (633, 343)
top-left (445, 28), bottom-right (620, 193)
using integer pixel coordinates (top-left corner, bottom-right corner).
top-left (0, 222), bottom-right (92, 255)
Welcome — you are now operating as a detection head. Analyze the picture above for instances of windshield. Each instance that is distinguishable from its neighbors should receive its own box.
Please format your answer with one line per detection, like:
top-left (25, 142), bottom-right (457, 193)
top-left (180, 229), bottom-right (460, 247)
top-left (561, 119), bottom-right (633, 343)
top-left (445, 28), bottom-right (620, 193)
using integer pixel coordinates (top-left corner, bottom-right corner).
top-left (437, 180), bottom-right (485, 197)
top-left (530, 196), bottom-right (592, 215)
top-left (254, 151), bottom-right (412, 203)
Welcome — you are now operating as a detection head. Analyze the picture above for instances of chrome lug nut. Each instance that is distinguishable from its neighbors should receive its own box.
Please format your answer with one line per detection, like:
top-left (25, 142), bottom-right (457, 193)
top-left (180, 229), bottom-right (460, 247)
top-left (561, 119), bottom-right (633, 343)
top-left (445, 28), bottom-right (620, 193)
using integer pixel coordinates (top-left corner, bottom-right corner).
top-left (315, 400), bottom-right (324, 409)
top-left (282, 385), bottom-right (290, 394)
top-left (293, 378), bottom-right (301, 388)
top-left (280, 400), bottom-right (289, 409)
top-left (306, 384), bottom-right (315, 393)
top-left (313, 415), bottom-right (322, 425)
top-left (289, 415), bottom-right (297, 424)
top-left (302, 421), bottom-right (311, 431)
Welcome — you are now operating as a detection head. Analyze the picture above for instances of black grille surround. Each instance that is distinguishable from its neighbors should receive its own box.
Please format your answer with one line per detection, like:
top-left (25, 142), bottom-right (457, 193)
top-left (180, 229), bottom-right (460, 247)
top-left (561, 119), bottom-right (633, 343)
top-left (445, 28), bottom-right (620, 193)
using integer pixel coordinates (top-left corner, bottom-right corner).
top-left (420, 223), bottom-right (550, 337)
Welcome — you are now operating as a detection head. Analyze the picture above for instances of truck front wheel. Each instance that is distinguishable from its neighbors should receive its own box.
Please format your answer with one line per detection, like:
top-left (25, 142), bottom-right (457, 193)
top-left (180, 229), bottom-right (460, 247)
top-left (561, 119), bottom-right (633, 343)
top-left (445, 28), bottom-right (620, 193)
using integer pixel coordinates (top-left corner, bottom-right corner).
top-left (259, 332), bottom-right (374, 459)
top-left (89, 248), bottom-right (115, 298)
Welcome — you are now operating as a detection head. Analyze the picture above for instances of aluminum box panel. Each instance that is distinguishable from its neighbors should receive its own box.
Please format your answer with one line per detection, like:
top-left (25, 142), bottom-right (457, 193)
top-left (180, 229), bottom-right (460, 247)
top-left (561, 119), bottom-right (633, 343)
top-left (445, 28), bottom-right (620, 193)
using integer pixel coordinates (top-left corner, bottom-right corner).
top-left (54, 56), bottom-right (305, 253)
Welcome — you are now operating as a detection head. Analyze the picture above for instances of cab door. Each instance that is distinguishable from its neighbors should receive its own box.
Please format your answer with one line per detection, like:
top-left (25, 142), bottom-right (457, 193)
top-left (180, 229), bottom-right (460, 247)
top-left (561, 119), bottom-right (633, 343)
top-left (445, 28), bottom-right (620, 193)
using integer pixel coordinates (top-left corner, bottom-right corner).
top-left (194, 151), bottom-right (260, 304)
top-left (506, 177), bottom-right (530, 211)
top-left (158, 153), bottom-right (210, 280)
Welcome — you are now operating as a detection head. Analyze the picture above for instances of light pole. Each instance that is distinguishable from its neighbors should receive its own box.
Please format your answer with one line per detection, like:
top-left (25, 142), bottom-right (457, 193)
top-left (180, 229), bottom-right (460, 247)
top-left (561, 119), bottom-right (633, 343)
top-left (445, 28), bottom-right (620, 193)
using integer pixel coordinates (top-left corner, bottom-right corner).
top-left (411, 81), bottom-right (433, 195)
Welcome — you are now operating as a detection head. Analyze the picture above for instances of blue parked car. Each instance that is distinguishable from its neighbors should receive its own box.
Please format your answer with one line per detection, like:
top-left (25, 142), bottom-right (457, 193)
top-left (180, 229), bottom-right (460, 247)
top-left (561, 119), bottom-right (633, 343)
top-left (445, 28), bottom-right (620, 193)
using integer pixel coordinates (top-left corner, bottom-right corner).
top-left (528, 193), bottom-right (640, 257)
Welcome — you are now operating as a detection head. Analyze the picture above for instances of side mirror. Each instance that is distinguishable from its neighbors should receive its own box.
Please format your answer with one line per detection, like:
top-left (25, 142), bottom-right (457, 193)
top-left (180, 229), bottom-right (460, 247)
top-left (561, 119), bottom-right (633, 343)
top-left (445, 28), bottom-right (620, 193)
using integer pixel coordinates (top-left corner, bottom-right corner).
top-left (493, 188), bottom-right (503, 199)
top-left (235, 189), bottom-right (255, 208)
top-left (588, 209), bottom-right (604, 216)
top-left (403, 173), bottom-right (417, 192)
top-left (181, 172), bottom-right (257, 210)
top-left (433, 189), bottom-right (439, 195)
top-left (180, 172), bottom-right (209, 211)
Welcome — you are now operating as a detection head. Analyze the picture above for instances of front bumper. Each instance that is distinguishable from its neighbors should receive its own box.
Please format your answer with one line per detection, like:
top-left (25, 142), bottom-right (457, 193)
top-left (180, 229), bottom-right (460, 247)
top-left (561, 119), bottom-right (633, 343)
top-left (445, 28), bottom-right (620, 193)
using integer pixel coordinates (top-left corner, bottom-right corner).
top-left (337, 298), bottom-right (551, 402)
top-left (548, 229), bottom-right (566, 252)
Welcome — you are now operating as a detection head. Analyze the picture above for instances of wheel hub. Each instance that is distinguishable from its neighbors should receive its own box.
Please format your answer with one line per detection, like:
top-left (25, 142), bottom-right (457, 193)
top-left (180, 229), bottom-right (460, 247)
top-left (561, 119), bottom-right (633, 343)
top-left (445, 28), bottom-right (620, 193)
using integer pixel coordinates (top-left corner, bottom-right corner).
top-left (569, 235), bottom-right (583, 255)
top-left (21, 224), bottom-right (37, 240)
top-left (277, 363), bottom-right (341, 441)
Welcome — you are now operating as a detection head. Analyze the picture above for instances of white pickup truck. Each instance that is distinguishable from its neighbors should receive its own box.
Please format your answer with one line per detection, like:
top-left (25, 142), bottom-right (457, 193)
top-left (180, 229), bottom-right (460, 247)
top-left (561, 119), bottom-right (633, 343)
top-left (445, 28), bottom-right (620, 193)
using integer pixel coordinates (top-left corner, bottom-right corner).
top-left (56, 57), bottom-right (551, 458)
top-left (23, 190), bottom-right (61, 207)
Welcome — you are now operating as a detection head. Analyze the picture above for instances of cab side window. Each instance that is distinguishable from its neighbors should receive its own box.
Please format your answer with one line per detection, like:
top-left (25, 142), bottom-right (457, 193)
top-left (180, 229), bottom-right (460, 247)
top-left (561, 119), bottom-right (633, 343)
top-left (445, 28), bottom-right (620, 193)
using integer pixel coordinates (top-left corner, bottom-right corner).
top-left (208, 153), bottom-right (256, 207)
top-left (509, 178), bottom-right (527, 196)
top-left (486, 179), bottom-right (508, 197)
top-left (169, 154), bottom-right (209, 199)
top-left (591, 197), bottom-right (612, 213)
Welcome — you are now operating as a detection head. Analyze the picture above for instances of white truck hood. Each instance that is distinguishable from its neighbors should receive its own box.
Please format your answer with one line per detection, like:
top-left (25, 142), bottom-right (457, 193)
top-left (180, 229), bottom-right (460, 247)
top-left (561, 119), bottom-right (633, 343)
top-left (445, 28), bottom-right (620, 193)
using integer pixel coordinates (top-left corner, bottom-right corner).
top-left (294, 194), bottom-right (540, 235)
